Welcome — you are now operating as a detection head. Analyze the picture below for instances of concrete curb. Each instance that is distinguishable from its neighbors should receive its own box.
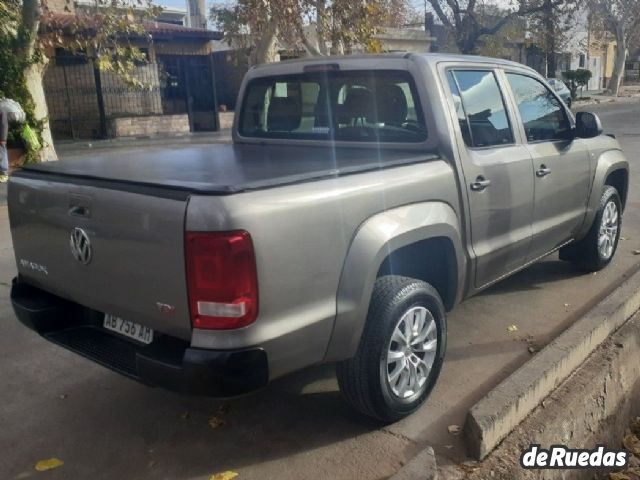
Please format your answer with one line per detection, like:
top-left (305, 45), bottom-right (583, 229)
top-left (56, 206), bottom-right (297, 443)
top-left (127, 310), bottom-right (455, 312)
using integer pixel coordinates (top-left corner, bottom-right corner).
top-left (389, 446), bottom-right (437, 480)
top-left (464, 267), bottom-right (640, 460)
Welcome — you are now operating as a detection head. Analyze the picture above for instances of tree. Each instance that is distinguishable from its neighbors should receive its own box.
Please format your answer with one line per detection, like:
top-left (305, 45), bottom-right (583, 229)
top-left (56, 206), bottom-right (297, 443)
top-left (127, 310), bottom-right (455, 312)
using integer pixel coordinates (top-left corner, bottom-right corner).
top-left (473, 5), bottom-right (525, 59)
top-left (1, 0), bottom-right (160, 161)
top-left (526, 0), bottom-right (578, 76)
top-left (426, 0), bottom-right (569, 54)
top-left (210, 0), bottom-right (413, 66)
top-left (589, 0), bottom-right (640, 95)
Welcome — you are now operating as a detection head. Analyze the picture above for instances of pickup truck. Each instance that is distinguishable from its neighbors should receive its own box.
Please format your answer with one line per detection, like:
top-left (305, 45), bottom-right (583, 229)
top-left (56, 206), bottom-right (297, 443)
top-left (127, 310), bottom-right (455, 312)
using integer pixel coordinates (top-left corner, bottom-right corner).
top-left (8, 53), bottom-right (628, 422)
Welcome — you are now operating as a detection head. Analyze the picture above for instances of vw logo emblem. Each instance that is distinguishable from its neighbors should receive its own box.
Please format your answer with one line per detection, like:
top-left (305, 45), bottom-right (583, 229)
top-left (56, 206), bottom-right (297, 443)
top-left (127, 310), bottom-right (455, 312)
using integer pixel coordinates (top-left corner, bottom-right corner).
top-left (69, 227), bottom-right (93, 265)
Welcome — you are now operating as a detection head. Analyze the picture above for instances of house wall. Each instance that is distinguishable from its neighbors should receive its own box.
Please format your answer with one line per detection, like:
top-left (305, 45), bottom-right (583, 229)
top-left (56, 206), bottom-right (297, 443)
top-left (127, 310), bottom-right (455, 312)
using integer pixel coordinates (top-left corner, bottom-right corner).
top-left (155, 41), bottom-right (214, 56)
top-left (46, 0), bottom-right (75, 13)
top-left (108, 114), bottom-right (189, 137)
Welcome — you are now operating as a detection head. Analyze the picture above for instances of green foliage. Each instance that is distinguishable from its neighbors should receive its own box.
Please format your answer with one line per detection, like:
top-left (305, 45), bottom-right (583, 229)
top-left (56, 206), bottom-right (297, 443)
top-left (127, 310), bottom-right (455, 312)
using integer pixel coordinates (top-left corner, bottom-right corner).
top-left (210, 0), bottom-right (407, 63)
top-left (562, 69), bottom-right (593, 99)
top-left (44, 1), bottom-right (163, 88)
top-left (0, 0), bottom-right (42, 160)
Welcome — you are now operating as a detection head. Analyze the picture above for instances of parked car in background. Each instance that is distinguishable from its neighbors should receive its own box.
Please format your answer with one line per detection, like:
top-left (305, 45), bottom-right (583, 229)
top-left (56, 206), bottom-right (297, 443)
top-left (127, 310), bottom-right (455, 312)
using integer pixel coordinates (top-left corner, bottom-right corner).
top-left (547, 78), bottom-right (573, 107)
top-left (9, 54), bottom-right (628, 422)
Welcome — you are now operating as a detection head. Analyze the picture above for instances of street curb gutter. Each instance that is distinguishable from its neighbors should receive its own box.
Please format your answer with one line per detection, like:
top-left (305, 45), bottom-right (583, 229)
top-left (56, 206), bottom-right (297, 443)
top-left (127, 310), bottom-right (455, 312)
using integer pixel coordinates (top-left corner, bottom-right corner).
top-left (464, 266), bottom-right (640, 460)
top-left (389, 446), bottom-right (437, 480)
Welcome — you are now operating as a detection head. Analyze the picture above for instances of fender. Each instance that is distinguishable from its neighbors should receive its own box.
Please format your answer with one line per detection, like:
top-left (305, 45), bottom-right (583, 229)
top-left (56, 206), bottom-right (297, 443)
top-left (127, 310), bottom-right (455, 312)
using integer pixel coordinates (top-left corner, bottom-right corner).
top-left (575, 148), bottom-right (629, 240)
top-left (324, 201), bottom-right (466, 362)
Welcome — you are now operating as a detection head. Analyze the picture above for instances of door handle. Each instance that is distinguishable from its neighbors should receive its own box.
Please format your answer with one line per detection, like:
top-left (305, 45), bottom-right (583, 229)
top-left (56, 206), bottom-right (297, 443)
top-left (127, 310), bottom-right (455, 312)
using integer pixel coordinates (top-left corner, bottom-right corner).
top-left (470, 176), bottom-right (491, 191)
top-left (536, 165), bottom-right (552, 177)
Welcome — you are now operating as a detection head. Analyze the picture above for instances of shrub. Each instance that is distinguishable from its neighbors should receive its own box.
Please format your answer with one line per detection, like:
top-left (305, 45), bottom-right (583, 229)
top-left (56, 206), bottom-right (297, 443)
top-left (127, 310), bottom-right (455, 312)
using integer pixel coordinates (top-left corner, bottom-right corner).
top-left (562, 69), bottom-right (593, 100)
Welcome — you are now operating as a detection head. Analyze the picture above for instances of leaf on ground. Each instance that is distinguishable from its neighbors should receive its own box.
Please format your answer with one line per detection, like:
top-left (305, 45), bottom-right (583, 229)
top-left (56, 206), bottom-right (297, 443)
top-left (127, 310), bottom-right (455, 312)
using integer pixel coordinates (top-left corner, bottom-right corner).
top-left (459, 461), bottom-right (480, 474)
top-left (448, 425), bottom-right (460, 434)
top-left (209, 471), bottom-right (238, 480)
top-left (209, 415), bottom-right (226, 429)
top-left (623, 434), bottom-right (640, 456)
top-left (507, 324), bottom-right (518, 332)
top-left (610, 473), bottom-right (631, 480)
top-left (208, 404), bottom-right (231, 429)
top-left (34, 458), bottom-right (64, 472)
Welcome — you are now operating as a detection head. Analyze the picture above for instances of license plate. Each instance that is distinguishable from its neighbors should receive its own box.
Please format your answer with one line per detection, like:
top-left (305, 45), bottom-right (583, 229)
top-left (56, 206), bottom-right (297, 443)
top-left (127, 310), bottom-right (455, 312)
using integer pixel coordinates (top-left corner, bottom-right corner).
top-left (103, 314), bottom-right (154, 345)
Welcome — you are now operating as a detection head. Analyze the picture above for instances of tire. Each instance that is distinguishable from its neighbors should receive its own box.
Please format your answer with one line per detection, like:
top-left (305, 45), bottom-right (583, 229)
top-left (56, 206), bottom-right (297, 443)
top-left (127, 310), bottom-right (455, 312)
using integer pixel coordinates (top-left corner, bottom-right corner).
top-left (559, 185), bottom-right (621, 271)
top-left (336, 276), bottom-right (447, 422)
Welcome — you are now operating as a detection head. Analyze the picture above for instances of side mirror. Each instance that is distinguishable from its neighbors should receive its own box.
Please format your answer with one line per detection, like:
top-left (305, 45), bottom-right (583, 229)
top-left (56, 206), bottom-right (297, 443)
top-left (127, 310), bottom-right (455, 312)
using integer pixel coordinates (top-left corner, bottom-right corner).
top-left (575, 111), bottom-right (603, 138)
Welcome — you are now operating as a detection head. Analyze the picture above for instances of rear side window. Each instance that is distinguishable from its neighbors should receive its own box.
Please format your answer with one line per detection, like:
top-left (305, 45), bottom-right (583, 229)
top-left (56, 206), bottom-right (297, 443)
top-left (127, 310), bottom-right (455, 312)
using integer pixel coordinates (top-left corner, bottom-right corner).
top-left (239, 70), bottom-right (427, 143)
top-left (448, 70), bottom-right (514, 148)
top-left (506, 73), bottom-right (571, 142)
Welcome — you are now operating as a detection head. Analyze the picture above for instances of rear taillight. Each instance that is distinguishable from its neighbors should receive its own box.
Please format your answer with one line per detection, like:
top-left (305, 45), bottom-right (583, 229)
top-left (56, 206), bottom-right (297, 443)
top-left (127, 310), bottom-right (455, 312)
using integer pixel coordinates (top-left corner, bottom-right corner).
top-left (185, 231), bottom-right (258, 329)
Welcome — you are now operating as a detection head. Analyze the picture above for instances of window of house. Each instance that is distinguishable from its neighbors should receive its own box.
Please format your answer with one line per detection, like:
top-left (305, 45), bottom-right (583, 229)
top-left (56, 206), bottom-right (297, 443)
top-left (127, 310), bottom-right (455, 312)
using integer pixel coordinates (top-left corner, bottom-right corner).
top-left (579, 53), bottom-right (586, 68)
top-left (448, 70), bottom-right (514, 148)
top-left (239, 70), bottom-right (428, 143)
top-left (54, 48), bottom-right (88, 66)
top-left (506, 73), bottom-right (571, 142)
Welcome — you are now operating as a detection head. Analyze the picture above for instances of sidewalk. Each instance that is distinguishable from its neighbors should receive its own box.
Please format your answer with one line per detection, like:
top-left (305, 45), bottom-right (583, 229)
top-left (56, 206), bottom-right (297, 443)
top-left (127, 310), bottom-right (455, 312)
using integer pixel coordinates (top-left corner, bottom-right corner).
top-left (572, 85), bottom-right (640, 108)
top-left (55, 128), bottom-right (233, 158)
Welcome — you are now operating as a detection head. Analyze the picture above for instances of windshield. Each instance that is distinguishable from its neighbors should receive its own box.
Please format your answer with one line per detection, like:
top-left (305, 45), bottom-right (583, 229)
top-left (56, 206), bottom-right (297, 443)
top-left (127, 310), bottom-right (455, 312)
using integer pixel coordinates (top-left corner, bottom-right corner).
top-left (238, 70), bottom-right (428, 143)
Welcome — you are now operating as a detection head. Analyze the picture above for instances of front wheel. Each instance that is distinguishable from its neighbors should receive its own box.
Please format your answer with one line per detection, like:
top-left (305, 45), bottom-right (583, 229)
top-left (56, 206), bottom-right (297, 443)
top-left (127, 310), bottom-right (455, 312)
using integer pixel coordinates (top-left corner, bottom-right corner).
top-left (560, 185), bottom-right (621, 271)
top-left (336, 276), bottom-right (447, 422)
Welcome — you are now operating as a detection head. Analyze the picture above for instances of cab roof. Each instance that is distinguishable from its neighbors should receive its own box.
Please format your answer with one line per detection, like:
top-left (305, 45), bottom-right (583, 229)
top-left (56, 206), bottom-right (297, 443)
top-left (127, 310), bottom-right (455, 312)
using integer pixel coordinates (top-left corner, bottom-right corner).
top-left (250, 52), bottom-right (530, 72)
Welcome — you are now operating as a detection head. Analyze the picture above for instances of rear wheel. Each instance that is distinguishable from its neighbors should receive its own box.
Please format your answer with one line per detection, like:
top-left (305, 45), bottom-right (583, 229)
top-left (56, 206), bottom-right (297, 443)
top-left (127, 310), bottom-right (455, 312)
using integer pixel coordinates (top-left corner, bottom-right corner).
top-left (336, 276), bottom-right (446, 422)
top-left (560, 186), bottom-right (621, 271)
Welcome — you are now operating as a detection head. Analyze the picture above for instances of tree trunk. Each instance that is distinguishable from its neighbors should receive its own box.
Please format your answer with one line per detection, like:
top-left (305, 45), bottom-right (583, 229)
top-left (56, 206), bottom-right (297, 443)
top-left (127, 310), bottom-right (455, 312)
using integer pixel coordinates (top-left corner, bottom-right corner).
top-left (24, 59), bottom-right (58, 161)
top-left (457, 19), bottom-right (480, 54)
top-left (608, 27), bottom-right (626, 96)
top-left (316, 0), bottom-right (328, 56)
top-left (543, 0), bottom-right (557, 77)
top-left (251, 20), bottom-right (279, 65)
top-left (14, 0), bottom-right (56, 161)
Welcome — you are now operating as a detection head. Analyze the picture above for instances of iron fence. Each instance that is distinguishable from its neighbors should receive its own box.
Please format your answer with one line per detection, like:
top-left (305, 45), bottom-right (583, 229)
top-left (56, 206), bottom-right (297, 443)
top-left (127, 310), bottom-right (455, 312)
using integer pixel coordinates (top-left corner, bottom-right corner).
top-left (44, 53), bottom-right (218, 140)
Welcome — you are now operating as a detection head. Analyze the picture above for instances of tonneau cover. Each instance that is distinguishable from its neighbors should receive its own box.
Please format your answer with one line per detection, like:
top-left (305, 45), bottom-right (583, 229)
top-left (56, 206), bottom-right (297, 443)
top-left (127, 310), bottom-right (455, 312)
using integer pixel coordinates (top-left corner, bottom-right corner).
top-left (18, 144), bottom-right (439, 195)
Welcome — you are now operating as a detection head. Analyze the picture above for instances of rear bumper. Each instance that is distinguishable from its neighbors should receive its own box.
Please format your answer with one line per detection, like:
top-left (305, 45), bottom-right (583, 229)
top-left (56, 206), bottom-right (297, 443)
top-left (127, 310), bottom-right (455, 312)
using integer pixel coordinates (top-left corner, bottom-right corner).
top-left (10, 278), bottom-right (269, 397)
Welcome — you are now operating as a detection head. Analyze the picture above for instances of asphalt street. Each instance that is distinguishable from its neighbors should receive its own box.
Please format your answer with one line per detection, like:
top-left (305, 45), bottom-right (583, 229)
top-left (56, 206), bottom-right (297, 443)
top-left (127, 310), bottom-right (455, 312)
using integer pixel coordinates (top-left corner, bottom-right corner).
top-left (0, 99), bottom-right (639, 480)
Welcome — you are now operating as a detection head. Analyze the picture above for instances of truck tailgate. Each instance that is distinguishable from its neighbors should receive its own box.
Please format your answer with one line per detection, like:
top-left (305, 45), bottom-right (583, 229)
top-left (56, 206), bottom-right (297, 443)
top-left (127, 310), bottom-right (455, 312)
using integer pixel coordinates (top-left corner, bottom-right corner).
top-left (8, 174), bottom-right (192, 341)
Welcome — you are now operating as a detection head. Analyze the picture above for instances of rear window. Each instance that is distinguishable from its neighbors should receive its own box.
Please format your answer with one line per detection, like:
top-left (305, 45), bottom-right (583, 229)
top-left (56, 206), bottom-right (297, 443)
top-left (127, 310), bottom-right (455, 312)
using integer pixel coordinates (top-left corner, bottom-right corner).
top-left (238, 70), bottom-right (428, 143)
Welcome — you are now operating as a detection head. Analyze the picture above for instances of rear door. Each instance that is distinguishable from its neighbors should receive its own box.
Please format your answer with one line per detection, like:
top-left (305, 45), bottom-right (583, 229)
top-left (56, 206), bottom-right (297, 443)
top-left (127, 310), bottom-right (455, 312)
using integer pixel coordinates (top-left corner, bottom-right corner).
top-left (445, 69), bottom-right (535, 288)
top-left (504, 72), bottom-right (591, 260)
top-left (8, 176), bottom-right (192, 341)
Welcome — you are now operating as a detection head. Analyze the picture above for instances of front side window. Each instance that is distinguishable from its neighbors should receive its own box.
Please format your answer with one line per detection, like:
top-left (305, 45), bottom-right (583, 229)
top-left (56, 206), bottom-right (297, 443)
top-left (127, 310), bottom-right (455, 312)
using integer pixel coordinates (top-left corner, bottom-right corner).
top-left (239, 70), bottom-right (427, 143)
top-left (448, 70), bottom-right (514, 148)
top-left (506, 73), bottom-right (571, 142)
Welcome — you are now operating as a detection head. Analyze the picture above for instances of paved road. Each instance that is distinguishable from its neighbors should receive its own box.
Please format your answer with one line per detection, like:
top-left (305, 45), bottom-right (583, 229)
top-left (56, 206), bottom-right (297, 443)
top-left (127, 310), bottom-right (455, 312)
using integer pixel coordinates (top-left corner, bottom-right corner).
top-left (1, 100), bottom-right (639, 480)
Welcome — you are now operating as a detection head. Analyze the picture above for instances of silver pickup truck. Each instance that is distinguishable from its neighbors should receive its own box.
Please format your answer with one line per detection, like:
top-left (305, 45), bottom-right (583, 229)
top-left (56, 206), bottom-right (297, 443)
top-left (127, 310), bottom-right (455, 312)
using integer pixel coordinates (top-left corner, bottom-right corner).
top-left (8, 53), bottom-right (628, 422)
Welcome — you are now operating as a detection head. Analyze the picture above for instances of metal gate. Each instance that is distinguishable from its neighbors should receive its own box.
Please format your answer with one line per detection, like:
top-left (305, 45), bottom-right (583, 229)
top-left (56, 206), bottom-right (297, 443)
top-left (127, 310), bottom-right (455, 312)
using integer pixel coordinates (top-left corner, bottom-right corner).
top-left (44, 53), bottom-right (219, 140)
top-left (158, 55), bottom-right (218, 132)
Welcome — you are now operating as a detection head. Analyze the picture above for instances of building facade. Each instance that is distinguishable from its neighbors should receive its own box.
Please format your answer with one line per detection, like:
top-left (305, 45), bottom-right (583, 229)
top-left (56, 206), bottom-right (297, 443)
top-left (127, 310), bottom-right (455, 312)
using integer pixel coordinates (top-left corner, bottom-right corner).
top-left (42, 3), bottom-right (222, 140)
